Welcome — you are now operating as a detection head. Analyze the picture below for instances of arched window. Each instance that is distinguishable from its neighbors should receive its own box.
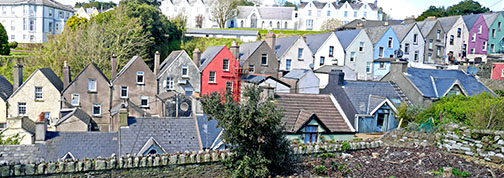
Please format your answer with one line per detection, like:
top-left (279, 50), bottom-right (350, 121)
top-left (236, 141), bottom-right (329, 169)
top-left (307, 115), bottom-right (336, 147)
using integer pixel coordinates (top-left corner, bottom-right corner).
top-left (251, 13), bottom-right (257, 28)
top-left (277, 22), bottom-right (280, 29)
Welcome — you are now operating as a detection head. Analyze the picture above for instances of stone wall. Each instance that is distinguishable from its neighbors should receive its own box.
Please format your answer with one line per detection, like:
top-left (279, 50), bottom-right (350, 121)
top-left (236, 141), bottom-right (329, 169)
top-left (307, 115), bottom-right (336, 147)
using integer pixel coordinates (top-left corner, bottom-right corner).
top-left (0, 140), bottom-right (384, 177)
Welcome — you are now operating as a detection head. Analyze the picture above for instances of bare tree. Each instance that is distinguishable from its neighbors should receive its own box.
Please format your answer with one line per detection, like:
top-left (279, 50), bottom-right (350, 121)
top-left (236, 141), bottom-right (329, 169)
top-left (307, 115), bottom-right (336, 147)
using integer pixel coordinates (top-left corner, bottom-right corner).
top-left (320, 18), bottom-right (343, 31)
top-left (211, 0), bottom-right (239, 28)
top-left (195, 15), bottom-right (204, 28)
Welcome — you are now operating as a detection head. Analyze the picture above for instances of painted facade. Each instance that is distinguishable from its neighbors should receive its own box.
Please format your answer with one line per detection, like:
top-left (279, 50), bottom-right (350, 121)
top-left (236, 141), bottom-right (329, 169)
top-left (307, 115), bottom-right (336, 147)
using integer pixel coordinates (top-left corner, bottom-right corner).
top-left (464, 14), bottom-right (489, 59)
top-left (372, 59), bottom-right (392, 80)
top-left (238, 41), bottom-right (280, 77)
top-left (281, 69), bottom-right (320, 94)
top-left (438, 16), bottom-right (469, 63)
top-left (392, 23), bottom-right (426, 68)
top-left (275, 36), bottom-right (314, 72)
top-left (366, 26), bottom-right (400, 60)
top-left (418, 20), bottom-right (446, 64)
top-left (336, 29), bottom-right (374, 80)
top-left (487, 13), bottom-right (504, 54)
top-left (305, 32), bottom-right (345, 69)
top-left (199, 46), bottom-right (241, 98)
top-left (491, 63), bottom-right (504, 80)
top-left (160, 0), bottom-right (217, 28)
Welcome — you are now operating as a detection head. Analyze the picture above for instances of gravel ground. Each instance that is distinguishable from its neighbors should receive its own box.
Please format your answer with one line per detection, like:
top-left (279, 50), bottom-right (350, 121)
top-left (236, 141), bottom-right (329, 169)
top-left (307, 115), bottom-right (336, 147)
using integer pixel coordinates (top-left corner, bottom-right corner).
top-left (293, 146), bottom-right (504, 178)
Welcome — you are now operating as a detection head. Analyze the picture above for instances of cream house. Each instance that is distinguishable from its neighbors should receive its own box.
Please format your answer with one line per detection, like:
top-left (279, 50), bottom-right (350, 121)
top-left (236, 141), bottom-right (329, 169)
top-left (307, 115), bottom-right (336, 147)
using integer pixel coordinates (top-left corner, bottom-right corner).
top-left (0, 75), bottom-right (13, 128)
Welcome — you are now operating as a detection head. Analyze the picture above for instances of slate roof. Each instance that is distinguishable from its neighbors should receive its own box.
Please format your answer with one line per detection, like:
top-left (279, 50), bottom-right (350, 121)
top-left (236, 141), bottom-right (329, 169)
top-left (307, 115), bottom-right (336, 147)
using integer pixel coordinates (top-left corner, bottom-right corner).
top-left (275, 93), bottom-right (354, 133)
top-left (43, 132), bottom-right (119, 161)
top-left (186, 29), bottom-right (259, 36)
top-left (282, 69), bottom-right (309, 80)
top-left (314, 65), bottom-right (357, 81)
top-left (21, 117), bottom-right (36, 135)
top-left (305, 32), bottom-right (333, 54)
top-left (299, 2), bottom-right (328, 9)
top-left (483, 13), bottom-right (500, 27)
top-left (417, 20), bottom-right (438, 36)
top-left (242, 74), bottom-right (291, 87)
top-left (62, 63), bottom-right (109, 93)
top-left (364, 26), bottom-right (390, 45)
top-left (196, 114), bottom-right (223, 149)
top-left (239, 41), bottom-right (263, 65)
top-left (200, 46), bottom-right (225, 71)
top-left (340, 81), bottom-right (402, 115)
top-left (342, 19), bottom-right (401, 30)
top-left (0, 145), bottom-right (46, 164)
top-left (367, 95), bottom-right (388, 115)
top-left (56, 108), bottom-right (91, 126)
top-left (0, 0), bottom-right (74, 12)
top-left (438, 16), bottom-right (461, 31)
top-left (120, 117), bottom-right (200, 155)
top-left (274, 36), bottom-right (299, 58)
top-left (10, 68), bottom-right (63, 98)
top-left (0, 75), bottom-right (13, 101)
top-left (159, 50), bottom-right (183, 74)
top-left (336, 29), bottom-right (361, 49)
top-left (406, 68), bottom-right (496, 98)
top-left (462, 14), bottom-right (481, 29)
top-left (236, 6), bottom-right (295, 20)
top-left (391, 23), bottom-right (415, 42)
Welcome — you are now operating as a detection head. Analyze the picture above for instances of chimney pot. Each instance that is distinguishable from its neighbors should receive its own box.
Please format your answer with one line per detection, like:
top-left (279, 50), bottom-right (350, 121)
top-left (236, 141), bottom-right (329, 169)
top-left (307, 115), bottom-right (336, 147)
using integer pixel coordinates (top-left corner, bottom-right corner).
top-left (63, 61), bottom-right (71, 89)
top-left (193, 48), bottom-right (201, 68)
top-left (111, 54), bottom-right (117, 79)
top-left (154, 51), bottom-right (160, 76)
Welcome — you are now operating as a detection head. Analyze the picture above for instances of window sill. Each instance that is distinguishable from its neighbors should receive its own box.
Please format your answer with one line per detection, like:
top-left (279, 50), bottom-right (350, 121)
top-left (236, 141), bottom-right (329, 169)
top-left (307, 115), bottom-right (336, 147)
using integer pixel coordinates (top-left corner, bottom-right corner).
top-left (181, 76), bottom-right (189, 79)
top-left (208, 82), bottom-right (217, 84)
top-left (261, 64), bottom-right (268, 66)
top-left (92, 115), bottom-right (102, 118)
top-left (136, 83), bottom-right (145, 86)
top-left (71, 104), bottom-right (80, 107)
top-left (34, 99), bottom-right (44, 102)
top-left (88, 91), bottom-right (97, 94)
top-left (120, 97), bottom-right (128, 99)
top-left (298, 59), bottom-right (304, 61)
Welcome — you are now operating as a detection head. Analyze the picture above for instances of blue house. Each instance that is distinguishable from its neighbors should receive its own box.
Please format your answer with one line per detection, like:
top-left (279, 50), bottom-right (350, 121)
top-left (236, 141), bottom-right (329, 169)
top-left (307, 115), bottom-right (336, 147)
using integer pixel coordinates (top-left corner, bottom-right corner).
top-left (371, 58), bottom-right (396, 80)
top-left (364, 26), bottom-right (401, 60)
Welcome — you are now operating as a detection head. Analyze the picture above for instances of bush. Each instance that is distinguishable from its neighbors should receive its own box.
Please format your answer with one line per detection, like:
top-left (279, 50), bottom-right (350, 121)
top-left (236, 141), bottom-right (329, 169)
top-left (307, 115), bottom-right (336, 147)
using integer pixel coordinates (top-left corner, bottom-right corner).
top-left (313, 165), bottom-right (327, 176)
top-left (0, 23), bottom-right (9, 55)
top-left (340, 141), bottom-right (350, 152)
top-left (8, 42), bottom-right (18, 49)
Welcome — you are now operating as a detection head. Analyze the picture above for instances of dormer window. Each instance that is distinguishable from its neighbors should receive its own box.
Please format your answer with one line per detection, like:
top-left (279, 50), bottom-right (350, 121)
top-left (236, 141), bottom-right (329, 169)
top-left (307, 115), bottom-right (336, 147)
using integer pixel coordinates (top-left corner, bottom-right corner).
top-left (181, 65), bottom-right (188, 77)
top-left (136, 71), bottom-right (144, 84)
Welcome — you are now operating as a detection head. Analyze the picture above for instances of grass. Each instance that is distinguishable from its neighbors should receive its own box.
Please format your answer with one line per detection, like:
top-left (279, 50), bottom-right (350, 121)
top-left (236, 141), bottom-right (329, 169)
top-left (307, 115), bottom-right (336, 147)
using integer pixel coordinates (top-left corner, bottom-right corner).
top-left (8, 51), bottom-right (33, 56)
top-left (207, 28), bottom-right (329, 38)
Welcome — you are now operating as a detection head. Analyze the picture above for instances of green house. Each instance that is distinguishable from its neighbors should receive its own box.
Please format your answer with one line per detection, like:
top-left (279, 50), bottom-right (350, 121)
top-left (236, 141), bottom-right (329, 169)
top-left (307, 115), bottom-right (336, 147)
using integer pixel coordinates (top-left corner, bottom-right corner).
top-left (486, 12), bottom-right (504, 54)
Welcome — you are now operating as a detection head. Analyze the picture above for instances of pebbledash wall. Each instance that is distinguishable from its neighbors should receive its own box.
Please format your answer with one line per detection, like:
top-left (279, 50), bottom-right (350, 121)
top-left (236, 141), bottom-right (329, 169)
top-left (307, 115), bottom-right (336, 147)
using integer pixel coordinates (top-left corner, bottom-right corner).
top-left (0, 141), bottom-right (384, 177)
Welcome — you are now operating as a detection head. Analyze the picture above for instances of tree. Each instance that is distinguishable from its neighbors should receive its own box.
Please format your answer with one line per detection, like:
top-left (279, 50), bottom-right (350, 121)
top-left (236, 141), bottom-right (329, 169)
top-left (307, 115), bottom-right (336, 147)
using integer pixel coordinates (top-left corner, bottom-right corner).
top-left (66, 16), bottom-right (89, 30)
top-left (0, 130), bottom-right (22, 145)
top-left (284, 1), bottom-right (297, 10)
top-left (320, 18), bottom-right (343, 31)
top-left (416, 6), bottom-right (447, 21)
top-left (0, 23), bottom-right (9, 55)
top-left (416, 0), bottom-right (490, 21)
top-left (237, 0), bottom-right (254, 6)
top-left (211, 0), bottom-right (239, 28)
top-left (201, 86), bottom-right (292, 177)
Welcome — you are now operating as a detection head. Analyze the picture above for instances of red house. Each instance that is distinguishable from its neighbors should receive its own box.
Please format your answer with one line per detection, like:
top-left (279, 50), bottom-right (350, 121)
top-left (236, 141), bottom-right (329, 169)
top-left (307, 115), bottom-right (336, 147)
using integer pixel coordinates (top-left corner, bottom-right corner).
top-left (491, 63), bottom-right (504, 80)
top-left (197, 45), bottom-right (241, 98)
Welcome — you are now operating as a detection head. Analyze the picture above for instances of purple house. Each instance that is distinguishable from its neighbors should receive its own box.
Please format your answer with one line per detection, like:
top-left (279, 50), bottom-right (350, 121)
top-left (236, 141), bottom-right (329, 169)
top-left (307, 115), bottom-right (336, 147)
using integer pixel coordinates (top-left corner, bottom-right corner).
top-left (463, 14), bottom-right (489, 58)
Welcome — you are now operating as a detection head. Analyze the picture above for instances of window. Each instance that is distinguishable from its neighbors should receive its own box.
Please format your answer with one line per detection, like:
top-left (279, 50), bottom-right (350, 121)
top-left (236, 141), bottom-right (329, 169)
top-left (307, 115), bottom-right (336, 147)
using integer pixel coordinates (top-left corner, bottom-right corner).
top-left (350, 52), bottom-right (355, 62)
top-left (327, 10), bottom-right (330, 16)
top-left (35, 87), bottom-right (43, 100)
top-left (379, 62), bottom-right (386, 69)
top-left (499, 22), bottom-right (502, 30)
top-left (298, 48), bottom-right (303, 60)
top-left (359, 42), bottom-right (364, 52)
top-left (329, 46), bottom-right (334, 57)
top-left (472, 33), bottom-right (476, 41)
top-left (166, 78), bottom-right (174, 90)
top-left (181, 65), bottom-right (188, 77)
top-left (56, 23), bottom-right (59, 31)
top-left (483, 41), bottom-right (487, 51)
top-left (59, 11), bottom-right (63, 18)
top-left (88, 79), bottom-right (97, 92)
top-left (353, 11), bottom-right (357, 17)
top-left (261, 54), bottom-right (268, 65)
top-left (249, 65), bottom-right (255, 73)
top-left (428, 40), bottom-right (433, 49)
top-left (209, 71), bottom-right (216, 83)
top-left (378, 47), bottom-right (384, 58)
top-left (18, 103), bottom-right (26, 115)
top-left (319, 56), bottom-right (325, 66)
top-left (344, 11), bottom-right (348, 17)
top-left (436, 30), bottom-right (440, 40)
top-left (308, 10), bottom-right (312, 16)
top-left (478, 25), bottom-right (482, 34)
top-left (223, 59), bottom-right (229, 71)
top-left (366, 62), bottom-right (371, 73)
top-left (304, 125), bottom-right (318, 143)
top-left (457, 28), bottom-right (461, 38)
top-left (226, 81), bottom-right (233, 93)
top-left (492, 29), bottom-right (496, 38)
top-left (71, 93), bottom-right (80, 106)
top-left (317, 10), bottom-right (321, 17)
top-left (364, 12), bottom-right (367, 17)
top-left (449, 35), bottom-right (454, 45)
top-left (10, 35), bottom-right (14, 41)
top-left (284, 22), bottom-right (288, 29)
top-left (404, 43), bottom-right (410, 54)
top-left (306, 19), bottom-right (313, 30)
top-left (44, 113), bottom-right (50, 124)
top-left (277, 22), bottom-right (280, 29)
top-left (437, 46), bottom-right (441, 56)
top-left (269, 21), bottom-right (272, 28)
top-left (92, 104), bottom-right (101, 116)
top-left (471, 48), bottom-right (475, 54)
top-left (140, 96), bottom-right (149, 108)
top-left (286, 59), bottom-right (292, 71)
top-left (502, 69), bottom-right (504, 77)
top-left (414, 51), bottom-right (419, 62)
top-left (427, 53), bottom-right (432, 63)
top-left (120, 86), bottom-right (128, 98)
top-left (413, 34), bottom-right (418, 43)
top-left (10, 20), bottom-right (14, 31)
top-left (29, 20), bottom-right (34, 31)
top-left (387, 37), bottom-right (393, 48)
top-left (48, 9), bottom-right (52, 16)
top-left (48, 22), bottom-right (52, 32)
top-left (136, 72), bottom-right (144, 84)
top-left (491, 44), bottom-right (495, 52)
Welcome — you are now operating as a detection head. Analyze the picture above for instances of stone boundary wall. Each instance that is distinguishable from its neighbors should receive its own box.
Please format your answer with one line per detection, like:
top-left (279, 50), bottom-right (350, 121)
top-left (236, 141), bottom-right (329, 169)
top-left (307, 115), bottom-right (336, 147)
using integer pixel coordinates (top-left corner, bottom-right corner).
top-left (0, 141), bottom-right (383, 177)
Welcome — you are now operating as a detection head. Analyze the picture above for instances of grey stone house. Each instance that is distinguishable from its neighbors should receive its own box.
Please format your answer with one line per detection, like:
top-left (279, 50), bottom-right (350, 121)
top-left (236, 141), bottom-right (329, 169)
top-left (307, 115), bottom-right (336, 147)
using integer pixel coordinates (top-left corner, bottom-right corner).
top-left (157, 50), bottom-right (201, 96)
top-left (61, 63), bottom-right (108, 131)
top-left (417, 19), bottom-right (446, 64)
top-left (237, 37), bottom-right (280, 78)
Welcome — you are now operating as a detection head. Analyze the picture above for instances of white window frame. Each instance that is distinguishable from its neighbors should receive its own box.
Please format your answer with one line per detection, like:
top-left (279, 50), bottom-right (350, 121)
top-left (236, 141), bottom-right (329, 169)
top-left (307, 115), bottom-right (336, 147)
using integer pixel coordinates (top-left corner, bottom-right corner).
top-left (320, 56), bottom-right (325, 66)
top-left (140, 96), bottom-right (149, 108)
top-left (286, 59), bottom-right (292, 71)
top-left (359, 42), bottom-right (364, 52)
top-left (298, 48), bottom-right (304, 60)
top-left (88, 79), bottom-right (97, 92)
top-left (478, 25), bottom-right (482, 34)
top-left (436, 30), bottom-right (440, 40)
top-left (413, 34), bottom-right (418, 44)
top-left (379, 47), bottom-right (384, 58)
top-left (249, 65), bottom-right (255, 73)
top-left (387, 37), bottom-right (393, 48)
top-left (226, 81), bottom-right (233, 93)
top-left (350, 52), bottom-right (356, 62)
top-left (502, 69), bottom-right (504, 77)
top-left (92, 104), bottom-right (101, 116)
top-left (428, 40), bottom-right (433, 49)
top-left (329, 46), bottom-right (334, 57)
top-left (181, 65), bottom-right (189, 77)
top-left (209, 71), bottom-right (216, 83)
top-left (366, 62), bottom-right (372, 73)
top-left (261, 54), bottom-right (268, 66)
top-left (71, 93), bottom-right (80, 106)
top-left (223, 59), bottom-right (229, 71)
top-left (437, 46), bottom-right (441, 56)
top-left (483, 41), bottom-right (487, 51)
top-left (18, 102), bottom-right (26, 115)
top-left (166, 77), bottom-right (174, 90)
top-left (136, 71), bottom-right (145, 84)
top-left (120, 86), bottom-right (128, 98)
top-left (472, 33), bottom-right (476, 42)
top-left (404, 43), bottom-right (409, 54)
top-left (35, 87), bottom-right (43, 100)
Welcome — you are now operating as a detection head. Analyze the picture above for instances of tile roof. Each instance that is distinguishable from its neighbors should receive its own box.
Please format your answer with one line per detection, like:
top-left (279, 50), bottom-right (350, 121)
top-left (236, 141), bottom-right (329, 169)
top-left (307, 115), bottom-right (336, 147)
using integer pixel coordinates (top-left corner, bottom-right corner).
top-left (274, 93), bottom-right (354, 133)
top-left (120, 117), bottom-right (200, 155)
top-left (56, 108), bottom-right (91, 126)
top-left (438, 16), bottom-right (461, 31)
top-left (336, 29), bottom-right (361, 49)
top-left (483, 13), bottom-right (500, 27)
top-left (200, 46), bottom-right (225, 71)
top-left (0, 0), bottom-right (74, 12)
top-left (341, 81), bottom-right (402, 115)
top-left (406, 68), bottom-right (496, 98)
top-left (186, 29), bottom-right (259, 36)
top-left (305, 32), bottom-right (333, 54)
top-left (236, 6), bottom-right (295, 20)
top-left (0, 75), bottom-right (12, 101)
top-left (364, 26), bottom-right (390, 45)
top-left (274, 36), bottom-right (299, 58)
top-left (43, 131), bottom-right (119, 161)
top-left (282, 69), bottom-right (309, 80)
top-left (462, 14), bottom-right (481, 29)
top-left (391, 23), bottom-right (415, 42)
top-left (196, 114), bottom-right (223, 150)
top-left (239, 40), bottom-right (263, 65)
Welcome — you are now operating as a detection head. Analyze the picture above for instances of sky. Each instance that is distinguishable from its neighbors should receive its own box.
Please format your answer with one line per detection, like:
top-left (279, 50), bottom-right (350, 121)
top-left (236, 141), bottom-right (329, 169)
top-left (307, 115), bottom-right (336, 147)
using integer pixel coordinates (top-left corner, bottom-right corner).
top-left (59, 0), bottom-right (504, 19)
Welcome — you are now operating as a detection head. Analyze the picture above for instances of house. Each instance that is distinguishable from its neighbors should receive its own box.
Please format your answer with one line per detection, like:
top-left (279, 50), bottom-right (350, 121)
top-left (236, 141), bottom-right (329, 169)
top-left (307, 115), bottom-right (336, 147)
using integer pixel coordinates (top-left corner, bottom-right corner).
top-left (364, 26), bottom-right (400, 60)
top-left (381, 61), bottom-right (496, 107)
top-left (417, 19), bottom-right (446, 65)
top-left (238, 35), bottom-right (279, 77)
top-left (391, 23), bottom-right (426, 67)
top-left (305, 32), bottom-right (345, 69)
top-left (281, 69), bottom-right (320, 94)
top-left (198, 45), bottom-right (241, 98)
top-left (341, 19), bottom-right (402, 30)
top-left (241, 74), bottom-right (291, 97)
top-left (438, 16), bottom-right (469, 63)
top-left (372, 58), bottom-right (397, 80)
top-left (0, 75), bottom-right (13, 128)
top-left (275, 93), bottom-right (355, 143)
top-left (55, 108), bottom-right (92, 132)
top-left (274, 36), bottom-right (314, 73)
top-left (60, 62), bottom-right (110, 131)
top-left (185, 29), bottom-right (260, 42)
top-left (336, 29), bottom-right (374, 80)
top-left (232, 6), bottom-right (298, 29)
top-left (0, 0), bottom-right (74, 43)
top-left (160, 0), bottom-right (217, 28)
top-left (314, 65), bottom-right (357, 89)
top-left (463, 14), bottom-right (489, 62)
top-left (110, 56), bottom-right (161, 131)
top-left (75, 7), bottom-right (99, 19)
top-left (491, 63), bottom-right (504, 80)
top-left (321, 70), bottom-right (405, 133)
top-left (157, 50), bottom-right (201, 96)
top-left (7, 67), bottom-right (63, 130)
top-left (485, 13), bottom-right (504, 54)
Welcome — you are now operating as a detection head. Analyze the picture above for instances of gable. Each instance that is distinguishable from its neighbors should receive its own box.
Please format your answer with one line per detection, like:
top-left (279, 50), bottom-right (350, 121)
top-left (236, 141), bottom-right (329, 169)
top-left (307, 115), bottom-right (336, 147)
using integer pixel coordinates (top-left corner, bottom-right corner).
top-left (112, 56), bottom-right (154, 84)
top-left (62, 63), bottom-right (109, 94)
top-left (138, 137), bottom-right (167, 155)
top-left (9, 69), bottom-right (62, 100)
top-left (158, 51), bottom-right (199, 79)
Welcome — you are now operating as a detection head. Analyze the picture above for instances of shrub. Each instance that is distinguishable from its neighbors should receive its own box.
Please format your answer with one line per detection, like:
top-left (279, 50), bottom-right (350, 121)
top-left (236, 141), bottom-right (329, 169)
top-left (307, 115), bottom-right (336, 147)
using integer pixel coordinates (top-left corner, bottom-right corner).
top-left (313, 165), bottom-right (327, 176)
top-left (319, 153), bottom-right (336, 159)
top-left (0, 23), bottom-right (9, 55)
top-left (340, 141), bottom-right (351, 152)
top-left (8, 42), bottom-right (18, 49)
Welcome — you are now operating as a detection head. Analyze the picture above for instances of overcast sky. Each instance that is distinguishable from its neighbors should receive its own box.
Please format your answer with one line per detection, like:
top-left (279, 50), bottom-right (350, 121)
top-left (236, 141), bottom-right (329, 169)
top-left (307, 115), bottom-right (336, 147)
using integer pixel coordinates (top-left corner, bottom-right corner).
top-left (60, 0), bottom-right (504, 19)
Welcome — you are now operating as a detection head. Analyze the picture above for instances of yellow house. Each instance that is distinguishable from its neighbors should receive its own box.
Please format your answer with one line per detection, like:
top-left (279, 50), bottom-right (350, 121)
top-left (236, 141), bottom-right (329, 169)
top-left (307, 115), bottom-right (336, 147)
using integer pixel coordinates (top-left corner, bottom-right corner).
top-left (75, 7), bottom-right (99, 19)
top-left (0, 75), bottom-right (13, 128)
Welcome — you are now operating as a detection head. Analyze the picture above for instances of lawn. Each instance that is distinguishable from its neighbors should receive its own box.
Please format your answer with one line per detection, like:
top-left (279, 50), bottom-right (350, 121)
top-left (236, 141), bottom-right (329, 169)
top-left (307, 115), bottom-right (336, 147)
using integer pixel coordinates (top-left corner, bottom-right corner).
top-left (209, 28), bottom-right (329, 38)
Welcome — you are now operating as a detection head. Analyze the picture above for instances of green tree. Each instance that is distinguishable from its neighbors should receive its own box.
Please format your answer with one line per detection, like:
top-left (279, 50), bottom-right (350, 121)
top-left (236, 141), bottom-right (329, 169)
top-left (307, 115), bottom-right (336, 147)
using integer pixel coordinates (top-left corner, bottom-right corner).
top-left (416, 6), bottom-right (447, 21)
top-left (416, 0), bottom-right (490, 21)
top-left (320, 18), bottom-right (343, 31)
top-left (0, 23), bottom-right (9, 55)
top-left (0, 130), bottom-right (22, 145)
top-left (66, 16), bottom-right (89, 30)
top-left (201, 86), bottom-right (293, 177)
top-left (237, 0), bottom-right (254, 6)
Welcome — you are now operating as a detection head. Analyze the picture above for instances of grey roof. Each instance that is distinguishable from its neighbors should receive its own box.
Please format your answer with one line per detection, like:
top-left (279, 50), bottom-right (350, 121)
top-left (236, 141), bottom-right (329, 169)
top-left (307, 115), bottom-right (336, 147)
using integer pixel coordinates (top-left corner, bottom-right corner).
top-left (406, 68), bottom-right (496, 98)
top-left (299, 2), bottom-right (327, 9)
top-left (364, 26), bottom-right (390, 45)
top-left (242, 74), bottom-right (291, 87)
top-left (336, 29), bottom-right (361, 50)
top-left (21, 117), bottom-right (36, 135)
top-left (483, 13), bottom-right (500, 27)
top-left (367, 95), bottom-right (388, 115)
top-left (274, 36), bottom-right (299, 58)
top-left (305, 32), bottom-right (333, 54)
top-left (417, 20), bottom-right (438, 36)
top-left (43, 132), bottom-right (119, 161)
top-left (0, 145), bottom-right (46, 164)
top-left (342, 19), bottom-right (401, 29)
top-left (56, 108), bottom-right (91, 126)
top-left (462, 14), bottom-right (481, 29)
top-left (239, 41), bottom-right (263, 65)
top-left (282, 69), bottom-right (309, 80)
top-left (374, 58), bottom-right (398, 62)
top-left (391, 23), bottom-right (415, 42)
top-left (159, 50), bottom-right (183, 74)
top-left (120, 117), bottom-right (200, 155)
top-left (237, 6), bottom-right (295, 20)
top-left (62, 63), bottom-right (109, 93)
top-left (0, 0), bottom-right (74, 12)
top-left (314, 65), bottom-right (357, 81)
top-left (341, 81), bottom-right (402, 115)
top-left (0, 75), bottom-right (13, 101)
top-left (200, 46), bottom-right (225, 71)
top-left (196, 114), bottom-right (223, 149)
top-left (40, 68), bottom-right (64, 92)
top-left (186, 29), bottom-right (259, 36)
top-left (438, 16), bottom-right (461, 31)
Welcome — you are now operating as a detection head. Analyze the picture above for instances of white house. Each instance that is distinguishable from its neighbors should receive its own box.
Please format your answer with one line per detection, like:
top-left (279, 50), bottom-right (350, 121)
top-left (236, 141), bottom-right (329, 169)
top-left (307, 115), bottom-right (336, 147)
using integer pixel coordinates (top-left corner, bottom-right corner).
top-left (0, 0), bottom-right (74, 43)
top-left (438, 15), bottom-right (469, 63)
top-left (232, 6), bottom-right (298, 30)
top-left (391, 23), bottom-right (426, 68)
top-left (160, 0), bottom-right (217, 28)
top-left (305, 32), bottom-right (345, 69)
top-left (74, 7), bottom-right (98, 19)
top-left (274, 36), bottom-right (314, 72)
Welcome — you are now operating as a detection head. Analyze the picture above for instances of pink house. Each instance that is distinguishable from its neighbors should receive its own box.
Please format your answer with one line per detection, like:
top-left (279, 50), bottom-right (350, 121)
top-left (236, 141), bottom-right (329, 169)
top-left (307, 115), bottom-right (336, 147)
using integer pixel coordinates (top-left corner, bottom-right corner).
top-left (491, 63), bottom-right (504, 80)
top-left (463, 14), bottom-right (489, 55)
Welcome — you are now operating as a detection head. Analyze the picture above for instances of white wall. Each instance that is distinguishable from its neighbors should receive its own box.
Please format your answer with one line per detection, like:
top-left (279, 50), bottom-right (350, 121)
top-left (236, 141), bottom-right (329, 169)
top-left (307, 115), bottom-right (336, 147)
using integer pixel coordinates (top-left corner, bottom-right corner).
top-left (444, 17), bottom-right (469, 62)
top-left (401, 24), bottom-right (426, 68)
top-left (313, 33), bottom-right (345, 69)
top-left (279, 37), bottom-right (314, 71)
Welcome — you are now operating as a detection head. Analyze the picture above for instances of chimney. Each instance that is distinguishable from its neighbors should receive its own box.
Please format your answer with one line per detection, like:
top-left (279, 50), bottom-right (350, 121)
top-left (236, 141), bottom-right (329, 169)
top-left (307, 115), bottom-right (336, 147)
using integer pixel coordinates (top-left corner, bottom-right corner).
top-left (321, 69), bottom-right (345, 94)
top-left (13, 63), bottom-right (23, 91)
top-left (426, 16), bottom-right (436, 21)
top-left (265, 32), bottom-right (276, 50)
top-left (230, 41), bottom-right (240, 60)
top-left (384, 21), bottom-right (389, 26)
top-left (193, 48), bottom-right (201, 68)
top-left (154, 51), bottom-right (160, 76)
top-left (63, 61), bottom-right (71, 89)
top-left (302, 35), bottom-right (307, 42)
top-left (35, 113), bottom-right (47, 142)
top-left (111, 54), bottom-right (117, 79)
top-left (119, 108), bottom-right (128, 127)
top-left (390, 60), bottom-right (408, 74)
top-left (356, 23), bottom-right (364, 29)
